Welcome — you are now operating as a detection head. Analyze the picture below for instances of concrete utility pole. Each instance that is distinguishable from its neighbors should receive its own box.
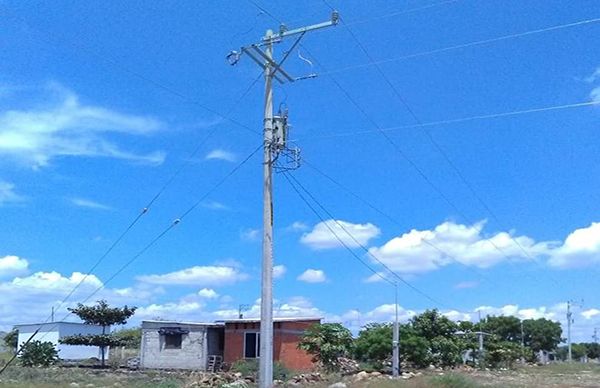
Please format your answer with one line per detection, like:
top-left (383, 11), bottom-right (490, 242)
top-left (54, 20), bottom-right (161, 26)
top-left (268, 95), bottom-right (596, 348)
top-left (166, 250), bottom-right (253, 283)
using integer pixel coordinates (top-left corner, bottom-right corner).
top-left (393, 284), bottom-right (400, 377)
top-left (228, 13), bottom-right (338, 388)
top-left (567, 301), bottom-right (573, 362)
top-left (593, 328), bottom-right (599, 344)
top-left (520, 320), bottom-right (525, 364)
top-left (567, 299), bottom-right (583, 362)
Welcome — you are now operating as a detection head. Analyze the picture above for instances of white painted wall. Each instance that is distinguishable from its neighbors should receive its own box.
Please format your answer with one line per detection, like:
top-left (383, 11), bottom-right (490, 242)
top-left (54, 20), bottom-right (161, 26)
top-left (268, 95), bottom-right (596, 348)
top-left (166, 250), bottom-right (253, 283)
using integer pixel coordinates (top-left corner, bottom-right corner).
top-left (15, 322), bottom-right (106, 360)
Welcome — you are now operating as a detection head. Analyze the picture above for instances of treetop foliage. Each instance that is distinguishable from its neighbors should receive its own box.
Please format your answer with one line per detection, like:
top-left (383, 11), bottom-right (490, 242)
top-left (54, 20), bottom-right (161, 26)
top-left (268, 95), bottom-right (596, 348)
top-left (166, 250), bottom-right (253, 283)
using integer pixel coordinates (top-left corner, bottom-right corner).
top-left (68, 300), bottom-right (136, 327)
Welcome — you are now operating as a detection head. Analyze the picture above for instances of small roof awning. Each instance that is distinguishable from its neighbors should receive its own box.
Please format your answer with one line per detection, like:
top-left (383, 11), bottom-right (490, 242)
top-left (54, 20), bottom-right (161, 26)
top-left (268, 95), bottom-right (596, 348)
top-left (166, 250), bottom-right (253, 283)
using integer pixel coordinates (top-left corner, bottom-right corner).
top-left (158, 327), bottom-right (189, 335)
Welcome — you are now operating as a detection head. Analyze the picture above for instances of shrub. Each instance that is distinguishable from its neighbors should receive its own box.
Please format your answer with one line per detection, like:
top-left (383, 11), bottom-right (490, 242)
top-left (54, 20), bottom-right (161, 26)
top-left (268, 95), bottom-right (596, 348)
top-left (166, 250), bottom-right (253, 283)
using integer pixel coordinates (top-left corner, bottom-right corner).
top-left (298, 323), bottom-right (353, 372)
top-left (19, 340), bottom-right (59, 367)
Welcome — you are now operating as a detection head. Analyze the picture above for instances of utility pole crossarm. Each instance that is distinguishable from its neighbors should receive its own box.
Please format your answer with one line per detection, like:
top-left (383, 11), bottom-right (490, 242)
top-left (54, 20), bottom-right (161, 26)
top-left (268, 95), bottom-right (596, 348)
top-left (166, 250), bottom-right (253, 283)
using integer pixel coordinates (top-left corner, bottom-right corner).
top-left (266, 11), bottom-right (339, 41)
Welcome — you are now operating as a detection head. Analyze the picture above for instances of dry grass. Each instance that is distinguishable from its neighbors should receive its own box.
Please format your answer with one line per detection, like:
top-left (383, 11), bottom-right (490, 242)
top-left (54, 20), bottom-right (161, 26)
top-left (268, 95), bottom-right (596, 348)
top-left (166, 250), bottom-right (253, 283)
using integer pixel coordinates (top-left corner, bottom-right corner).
top-left (0, 362), bottom-right (599, 387)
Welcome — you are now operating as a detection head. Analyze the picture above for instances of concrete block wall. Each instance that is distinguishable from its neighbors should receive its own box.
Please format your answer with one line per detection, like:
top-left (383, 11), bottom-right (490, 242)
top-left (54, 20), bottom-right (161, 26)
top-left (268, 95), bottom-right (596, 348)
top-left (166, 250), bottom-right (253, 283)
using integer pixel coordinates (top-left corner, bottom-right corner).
top-left (140, 325), bottom-right (208, 370)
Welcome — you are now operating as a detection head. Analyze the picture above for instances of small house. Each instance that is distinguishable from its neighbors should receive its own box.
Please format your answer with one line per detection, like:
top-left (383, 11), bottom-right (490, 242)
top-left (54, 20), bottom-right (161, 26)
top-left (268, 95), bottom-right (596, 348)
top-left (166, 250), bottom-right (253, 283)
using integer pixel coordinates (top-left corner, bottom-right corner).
top-left (14, 321), bottom-right (106, 360)
top-left (140, 320), bottom-right (224, 370)
top-left (222, 317), bottom-right (321, 371)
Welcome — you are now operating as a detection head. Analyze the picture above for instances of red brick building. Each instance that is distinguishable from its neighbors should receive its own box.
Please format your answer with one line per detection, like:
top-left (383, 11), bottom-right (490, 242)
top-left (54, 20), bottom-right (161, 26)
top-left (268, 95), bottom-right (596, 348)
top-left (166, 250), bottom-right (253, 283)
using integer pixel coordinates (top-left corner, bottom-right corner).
top-left (222, 317), bottom-right (321, 371)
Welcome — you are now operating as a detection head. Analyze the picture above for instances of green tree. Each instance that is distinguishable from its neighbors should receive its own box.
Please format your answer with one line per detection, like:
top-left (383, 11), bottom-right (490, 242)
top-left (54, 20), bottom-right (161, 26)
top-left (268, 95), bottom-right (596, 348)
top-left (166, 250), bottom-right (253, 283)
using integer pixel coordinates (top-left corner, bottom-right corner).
top-left (298, 323), bottom-right (353, 372)
top-left (113, 327), bottom-right (141, 349)
top-left (411, 309), bottom-right (458, 340)
top-left (353, 323), bottom-right (392, 369)
top-left (522, 318), bottom-right (562, 352)
top-left (3, 329), bottom-right (18, 353)
top-left (483, 340), bottom-right (522, 368)
top-left (400, 331), bottom-right (431, 368)
top-left (19, 340), bottom-right (59, 367)
top-left (481, 316), bottom-right (522, 343)
top-left (59, 300), bottom-right (136, 367)
top-left (585, 342), bottom-right (600, 359)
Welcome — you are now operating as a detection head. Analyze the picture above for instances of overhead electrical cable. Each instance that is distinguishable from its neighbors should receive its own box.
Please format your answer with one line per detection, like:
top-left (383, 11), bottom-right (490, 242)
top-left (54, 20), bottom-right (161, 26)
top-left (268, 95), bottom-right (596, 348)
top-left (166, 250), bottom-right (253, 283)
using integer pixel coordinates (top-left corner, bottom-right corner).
top-left (302, 158), bottom-right (502, 288)
top-left (283, 171), bottom-right (452, 309)
top-left (299, 44), bottom-right (555, 286)
top-left (320, 3), bottom-right (564, 286)
top-left (310, 100), bottom-right (600, 139)
top-left (0, 143), bottom-right (262, 375)
top-left (321, 16), bottom-right (600, 76)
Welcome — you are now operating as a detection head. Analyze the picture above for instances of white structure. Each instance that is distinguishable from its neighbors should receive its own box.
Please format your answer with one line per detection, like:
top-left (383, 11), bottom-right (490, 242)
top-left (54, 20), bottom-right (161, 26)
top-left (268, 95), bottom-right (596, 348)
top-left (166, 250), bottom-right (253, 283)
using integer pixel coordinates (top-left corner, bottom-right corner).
top-left (140, 320), bottom-right (223, 370)
top-left (14, 322), bottom-right (106, 360)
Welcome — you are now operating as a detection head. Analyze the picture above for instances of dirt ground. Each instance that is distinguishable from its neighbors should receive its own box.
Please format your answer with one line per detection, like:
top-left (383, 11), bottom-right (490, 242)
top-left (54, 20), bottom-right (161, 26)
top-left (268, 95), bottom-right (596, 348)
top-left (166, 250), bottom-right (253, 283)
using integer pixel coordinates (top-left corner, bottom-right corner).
top-left (0, 363), bottom-right (599, 387)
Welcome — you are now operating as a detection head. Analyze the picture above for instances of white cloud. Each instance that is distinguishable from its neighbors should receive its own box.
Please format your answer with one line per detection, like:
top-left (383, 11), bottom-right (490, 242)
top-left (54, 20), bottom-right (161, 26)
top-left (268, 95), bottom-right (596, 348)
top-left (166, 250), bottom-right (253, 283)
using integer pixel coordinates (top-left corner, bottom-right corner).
top-left (0, 269), bottom-right (161, 329)
top-left (0, 255), bottom-right (29, 277)
top-left (454, 280), bottom-right (479, 289)
top-left (135, 301), bottom-right (205, 321)
top-left (297, 269), bottom-right (327, 283)
top-left (287, 221), bottom-right (309, 232)
top-left (197, 288), bottom-right (219, 299)
top-left (586, 67), bottom-right (600, 102)
top-left (585, 67), bottom-right (600, 83)
top-left (241, 228), bottom-right (260, 242)
top-left (367, 220), bottom-right (548, 274)
top-left (69, 197), bottom-right (112, 211)
top-left (582, 309), bottom-right (600, 320)
top-left (201, 201), bottom-right (230, 211)
top-left (0, 83), bottom-right (165, 168)
top-left (301, 220), bottom-right (380, 250)
top-left (547, 222), bottom-right (600, 268)
top-left (0, 181), bottom-right (24, 205)
top-left (273, 265), bottom-right (286, 279)
top-left (205, 149), bottom-right (237, 162)
top-left (137, 265), bottom-right (249, 286)
top-left (591, 87), bottom-right (600, 103)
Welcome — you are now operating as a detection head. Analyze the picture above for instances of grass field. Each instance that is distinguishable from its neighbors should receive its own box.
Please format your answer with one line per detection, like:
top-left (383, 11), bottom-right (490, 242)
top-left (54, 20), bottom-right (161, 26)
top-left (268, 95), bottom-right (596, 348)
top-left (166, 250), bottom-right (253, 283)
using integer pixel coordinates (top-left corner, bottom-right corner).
top-left (0, 363), bottom-right (599, 387)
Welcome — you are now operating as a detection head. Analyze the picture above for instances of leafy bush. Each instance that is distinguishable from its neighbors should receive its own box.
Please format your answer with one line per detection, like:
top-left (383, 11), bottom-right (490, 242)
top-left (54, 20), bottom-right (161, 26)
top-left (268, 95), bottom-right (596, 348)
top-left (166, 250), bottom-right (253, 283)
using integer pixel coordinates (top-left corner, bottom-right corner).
top-left (298, 323), bottom-right (353, 372)
top-left (482, 340), bottom-right (522, 368)
top-left (354, 323), bottom-right (392, 370)
top-left (19, 340), bottom-right (59, 367)
top-left (3, 329), bottom-right (18, 353)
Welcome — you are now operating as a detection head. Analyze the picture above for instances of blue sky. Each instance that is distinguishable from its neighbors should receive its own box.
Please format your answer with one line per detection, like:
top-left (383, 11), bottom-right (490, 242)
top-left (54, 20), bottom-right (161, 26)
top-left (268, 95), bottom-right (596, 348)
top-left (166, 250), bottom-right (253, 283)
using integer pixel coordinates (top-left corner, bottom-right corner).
top-left (1, 0), bottom-right (600, 341)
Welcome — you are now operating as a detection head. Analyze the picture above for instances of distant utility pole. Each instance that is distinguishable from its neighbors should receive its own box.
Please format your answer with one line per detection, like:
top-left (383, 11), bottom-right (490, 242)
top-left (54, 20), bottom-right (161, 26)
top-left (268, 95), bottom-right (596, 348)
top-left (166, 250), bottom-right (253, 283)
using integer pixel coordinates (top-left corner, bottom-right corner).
top-left (393, 284), bottom-right (400, 377)
top-left (567, 301), bottom-right (573, 362)
top-left (228, 12), bottom-right (338, 388)
top-left (593, 328), bottom-right (599, 344)
top-left (238, 304), bottom-right (250, 319)
top-left (567, 299), bottom-right (584, 362)
top-left (520, 320), bottom-right (525, 364)
top-left (475, 311), bottom-right (491, 367)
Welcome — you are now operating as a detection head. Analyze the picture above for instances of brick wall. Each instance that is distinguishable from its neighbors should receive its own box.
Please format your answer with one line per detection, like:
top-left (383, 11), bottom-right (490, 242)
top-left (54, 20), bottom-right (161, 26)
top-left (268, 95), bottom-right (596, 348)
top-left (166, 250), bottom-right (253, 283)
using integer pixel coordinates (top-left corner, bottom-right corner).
top-left (224, 320), bottom-right (319, 371)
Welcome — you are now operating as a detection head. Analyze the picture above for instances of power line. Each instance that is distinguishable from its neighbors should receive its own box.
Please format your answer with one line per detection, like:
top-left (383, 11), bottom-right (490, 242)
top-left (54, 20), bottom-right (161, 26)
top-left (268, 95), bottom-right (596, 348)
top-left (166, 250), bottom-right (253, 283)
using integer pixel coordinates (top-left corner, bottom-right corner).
top-left (33, 71), bottom-right (264, 331)
top-left (310, 100), bottom-right (600, 139)
top-left (302, 159), bottom-right (501, 288)
top-left (300, 44), bottom-right (556, 287)
top-left (333, 9), bottom-right (560, 282)
top-left (342, 0), bottom-right (459, 27)
top-left (0, 143), bottom-right (263, 375)
top-left (282, 172), bottom-right (394, 286)
top-left (322, 16), bottom-right (600, 76)
top-left (283, 170), bottom-right (451, 309)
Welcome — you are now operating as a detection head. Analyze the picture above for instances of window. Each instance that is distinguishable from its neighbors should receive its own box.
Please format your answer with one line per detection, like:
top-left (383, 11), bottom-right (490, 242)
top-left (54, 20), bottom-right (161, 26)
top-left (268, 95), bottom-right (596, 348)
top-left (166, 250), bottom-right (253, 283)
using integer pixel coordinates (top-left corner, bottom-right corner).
top-left (244, 332), bottom-right (260, 358)
top-left (164, 333), bottom-right (182, 349)
top-left (158, 327), bottom-right (188, 350)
